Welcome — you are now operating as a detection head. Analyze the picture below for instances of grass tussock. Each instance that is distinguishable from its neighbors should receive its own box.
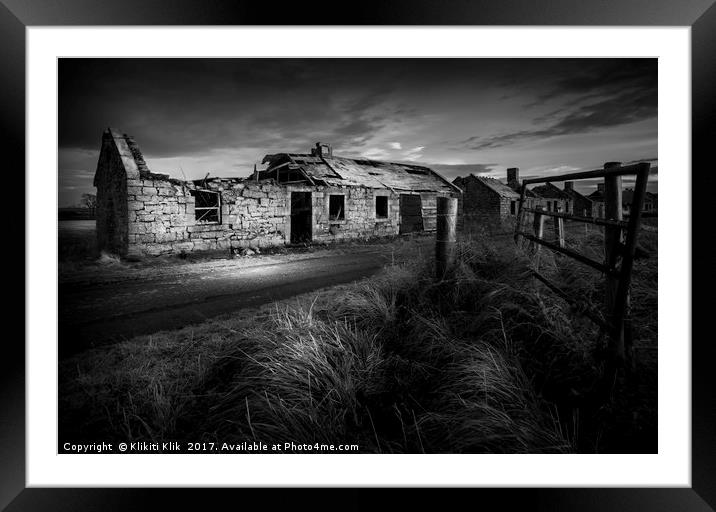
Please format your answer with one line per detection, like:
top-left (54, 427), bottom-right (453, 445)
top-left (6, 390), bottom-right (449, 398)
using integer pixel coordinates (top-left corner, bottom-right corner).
top-left (60, 227), bottom-right (656, 453)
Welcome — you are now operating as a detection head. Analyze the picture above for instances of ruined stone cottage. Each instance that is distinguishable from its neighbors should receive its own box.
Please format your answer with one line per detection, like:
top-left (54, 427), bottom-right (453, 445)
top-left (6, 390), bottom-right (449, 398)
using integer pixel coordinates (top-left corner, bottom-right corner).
top-left (452, 174), bottom-right (521, 231)
top-left (529, 182), bottom-right (571, 214)
top-left (93, 129), bottom-right (460, 257)
top-left (588, 184), bottom-right (606, 218)
top-left (562, 181), bottom-right (594, 217)
top-left (505, 167), bottom-right (542, 210)
top-left (451, 167), bottom-right (544, 231)
top-left (452, 166), bottom-right (610, 232)
top-left (622, 189), bottom-right (657, 216)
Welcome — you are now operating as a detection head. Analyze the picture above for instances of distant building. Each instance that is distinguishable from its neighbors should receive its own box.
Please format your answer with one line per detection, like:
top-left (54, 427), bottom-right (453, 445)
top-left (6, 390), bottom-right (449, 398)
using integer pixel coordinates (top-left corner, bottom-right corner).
top-left (562, 181), bottom-right (593, 217)
top-left (452, 174), bottom-right (520, 231)
top-left (530, 182), bottom-right (571, 214)
top-left (454, 166), bottom-right (582, 232)
top-left (586, 184), bottom-right (657, 219)
top-left (506, 167), bottom-right (541, 210)
top-left (622, 188), bottom-right (658, 215)
top-left (588, 183), bottom-right (606, 218)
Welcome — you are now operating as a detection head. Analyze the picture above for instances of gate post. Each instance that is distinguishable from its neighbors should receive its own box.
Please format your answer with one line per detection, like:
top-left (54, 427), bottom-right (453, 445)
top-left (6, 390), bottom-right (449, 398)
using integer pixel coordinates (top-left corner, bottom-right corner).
top-left (603, 161), bottom-right (625, 365)
top-left (532, 205), bottom-right (545, 269)
top-left (613, 162), bottom-right (651, 370)
top-left (436, 196), bottom-right (457, 279)
top-left (554, 205), bottom-right (565, 248)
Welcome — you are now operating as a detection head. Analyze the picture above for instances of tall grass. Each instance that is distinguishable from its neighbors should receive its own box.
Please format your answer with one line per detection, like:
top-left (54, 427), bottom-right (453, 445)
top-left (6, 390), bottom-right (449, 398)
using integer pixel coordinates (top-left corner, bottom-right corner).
top-left (199, 285), bottom-right (570, 453)
top-left (60, 228), bottom-right (656, 453)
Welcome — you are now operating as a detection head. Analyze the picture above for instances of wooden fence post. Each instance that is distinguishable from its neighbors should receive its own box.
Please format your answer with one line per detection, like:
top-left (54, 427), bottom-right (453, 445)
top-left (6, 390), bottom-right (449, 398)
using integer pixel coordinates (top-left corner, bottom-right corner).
top-left (603, 161), bottom-right (625, 365)
top-left (436, 196), bottom-right (457, 279)
top-left (532, 205), bottom-right (545, 269)
top-left (514, 183), bottom-right (528, 250)
top-left (554, 205), bottom-right (565, 248)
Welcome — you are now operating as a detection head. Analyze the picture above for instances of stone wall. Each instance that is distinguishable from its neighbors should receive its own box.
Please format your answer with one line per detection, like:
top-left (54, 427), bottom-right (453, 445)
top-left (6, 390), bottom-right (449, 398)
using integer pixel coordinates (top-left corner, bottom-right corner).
top-left (570, 195), bottom-right (593, 217)
top-left (122, 174), bottom-right (442, 257)
top-left (125, 175), bottom-right (288, 257)
top-left (95, 134), bottom-right (131, 255)
top-left (455, 178), bottom-right (516, 234)
top-left (293, 185), bottom-right (402, 243)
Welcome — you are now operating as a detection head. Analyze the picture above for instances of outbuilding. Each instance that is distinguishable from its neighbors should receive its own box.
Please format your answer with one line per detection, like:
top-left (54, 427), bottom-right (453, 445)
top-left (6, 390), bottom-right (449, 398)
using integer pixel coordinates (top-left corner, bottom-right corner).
top-left (452, 174), bottom-right (521, 232)
top-left (562, 181), bottom-right (594, 217)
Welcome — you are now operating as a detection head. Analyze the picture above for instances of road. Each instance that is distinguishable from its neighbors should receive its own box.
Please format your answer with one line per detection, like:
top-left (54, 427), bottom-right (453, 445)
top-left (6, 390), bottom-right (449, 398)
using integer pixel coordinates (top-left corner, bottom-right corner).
top-left (59, 242), bottom-right (428, 357)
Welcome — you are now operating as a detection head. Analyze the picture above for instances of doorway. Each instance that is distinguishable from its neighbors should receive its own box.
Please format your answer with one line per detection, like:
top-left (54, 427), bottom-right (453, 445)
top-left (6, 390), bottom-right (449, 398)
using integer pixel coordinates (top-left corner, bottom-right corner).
top-left (399, 194), bottom-right (424, 234)
top-left (290, 192), bottom-right (312, 244)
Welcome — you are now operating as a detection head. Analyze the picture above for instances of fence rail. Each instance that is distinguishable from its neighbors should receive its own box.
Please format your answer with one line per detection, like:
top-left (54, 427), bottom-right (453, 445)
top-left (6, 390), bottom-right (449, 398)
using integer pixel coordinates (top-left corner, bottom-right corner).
top-left (521, 162), bottom-right (647, 184)
top-left (514, 230), bottom-right (620, 276)
top-left (519, 207), bottom-right (630, 228)
top-left (529, 269), bottom-right (612, 331)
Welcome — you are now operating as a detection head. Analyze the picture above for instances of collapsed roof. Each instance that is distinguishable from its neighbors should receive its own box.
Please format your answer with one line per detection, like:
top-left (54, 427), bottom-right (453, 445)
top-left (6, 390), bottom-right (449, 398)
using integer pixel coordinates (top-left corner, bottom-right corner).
top-left (94, 128), bottom-right (184, 186)
top-left (260, 152), bottom-right (461, 194)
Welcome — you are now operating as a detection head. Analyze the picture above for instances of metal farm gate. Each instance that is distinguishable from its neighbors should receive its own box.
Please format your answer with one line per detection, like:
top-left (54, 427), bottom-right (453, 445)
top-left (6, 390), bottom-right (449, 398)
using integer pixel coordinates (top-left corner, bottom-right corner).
top-left (513, 161), bottom-right (653, 369)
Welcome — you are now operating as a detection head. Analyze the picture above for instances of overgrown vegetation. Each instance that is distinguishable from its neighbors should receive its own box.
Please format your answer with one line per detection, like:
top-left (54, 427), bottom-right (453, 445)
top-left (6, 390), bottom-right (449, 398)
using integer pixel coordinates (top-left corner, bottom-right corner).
top-left (59, 227), bottom-right (657, 453)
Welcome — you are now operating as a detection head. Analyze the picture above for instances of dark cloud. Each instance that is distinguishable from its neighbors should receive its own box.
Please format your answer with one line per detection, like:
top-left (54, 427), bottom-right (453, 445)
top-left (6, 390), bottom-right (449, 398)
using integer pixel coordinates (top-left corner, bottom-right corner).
top-left (460, 80), bottom-right (657, 150)
top-left (502, 59), bottom-right (656, 108)
top-left (453, 59), bottom-right (657, 151)
top-left (59, 59), bottom-right (418, 158)
top-left (59, 58), bottom-right (657, 156)
top-left (540, 59), bottom-right (656, 102)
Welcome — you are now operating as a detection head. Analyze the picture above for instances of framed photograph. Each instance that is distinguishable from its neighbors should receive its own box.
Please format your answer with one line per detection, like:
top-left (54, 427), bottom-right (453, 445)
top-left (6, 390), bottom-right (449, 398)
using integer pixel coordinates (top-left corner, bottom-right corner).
top-left (6, 0), bottom-right (713, 509)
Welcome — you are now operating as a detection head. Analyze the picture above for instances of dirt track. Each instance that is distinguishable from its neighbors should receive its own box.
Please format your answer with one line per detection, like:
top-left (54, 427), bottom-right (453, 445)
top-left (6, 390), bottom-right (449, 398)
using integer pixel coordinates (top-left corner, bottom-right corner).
top-left (59, 239), bottom-right (431, 357)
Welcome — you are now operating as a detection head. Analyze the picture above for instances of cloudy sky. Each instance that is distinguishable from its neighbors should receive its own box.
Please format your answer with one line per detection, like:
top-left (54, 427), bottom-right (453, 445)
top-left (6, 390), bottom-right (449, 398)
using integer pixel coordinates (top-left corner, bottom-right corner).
top-left (58, 58), bottom-right (657, 207)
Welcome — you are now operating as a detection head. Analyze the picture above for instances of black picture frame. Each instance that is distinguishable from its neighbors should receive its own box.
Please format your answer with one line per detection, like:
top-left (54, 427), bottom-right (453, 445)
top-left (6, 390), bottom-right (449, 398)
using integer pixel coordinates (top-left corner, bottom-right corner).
top-left (4, 1), bottom-right (713, 509)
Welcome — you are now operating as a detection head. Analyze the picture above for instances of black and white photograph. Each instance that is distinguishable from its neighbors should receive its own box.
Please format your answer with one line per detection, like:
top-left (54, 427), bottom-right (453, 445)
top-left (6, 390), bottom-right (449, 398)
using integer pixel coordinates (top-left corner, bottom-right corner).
top-left (57, 57), bottom-right (659, 455)
top-left (2, 0), bottom-right (711, 506)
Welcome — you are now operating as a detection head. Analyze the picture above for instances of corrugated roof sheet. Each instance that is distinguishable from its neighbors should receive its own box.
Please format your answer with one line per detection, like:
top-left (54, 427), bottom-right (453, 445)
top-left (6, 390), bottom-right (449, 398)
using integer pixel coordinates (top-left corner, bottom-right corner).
top-left (263, 153), bottom-right (459, 193)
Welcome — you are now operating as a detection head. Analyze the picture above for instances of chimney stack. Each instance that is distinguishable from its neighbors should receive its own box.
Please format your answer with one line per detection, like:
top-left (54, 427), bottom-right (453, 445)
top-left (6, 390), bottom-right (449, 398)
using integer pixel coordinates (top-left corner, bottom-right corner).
top-left (565, 181), bottom-right (574, 191)
top-left (597, 182), bottom-right (605, 193)
top-left (312, 142), bottom-right (333, 158)
top-left (507, 167), bottom-right (520, 189)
